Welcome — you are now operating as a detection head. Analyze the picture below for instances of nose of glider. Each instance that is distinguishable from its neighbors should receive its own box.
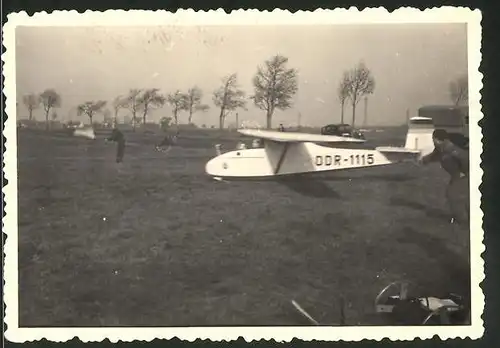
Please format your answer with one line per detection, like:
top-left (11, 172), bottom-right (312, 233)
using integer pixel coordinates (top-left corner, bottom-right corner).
top-left (205, 156), bottom-right (222, 177)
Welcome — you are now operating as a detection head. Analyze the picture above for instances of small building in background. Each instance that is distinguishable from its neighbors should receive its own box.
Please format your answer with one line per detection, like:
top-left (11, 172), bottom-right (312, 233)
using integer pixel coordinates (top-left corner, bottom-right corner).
top-left (417, 105), bottom-right (468, 137)
top-left (412, 105), bottom-right (469, 149)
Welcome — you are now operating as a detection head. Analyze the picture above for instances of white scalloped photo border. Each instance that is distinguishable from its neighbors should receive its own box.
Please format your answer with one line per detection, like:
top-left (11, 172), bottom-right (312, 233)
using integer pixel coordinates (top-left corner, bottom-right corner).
top-left (2, 7), bottom-right (484, 343)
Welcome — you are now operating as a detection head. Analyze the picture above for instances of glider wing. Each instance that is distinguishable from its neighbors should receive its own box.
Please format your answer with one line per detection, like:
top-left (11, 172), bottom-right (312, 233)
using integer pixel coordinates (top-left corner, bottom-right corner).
top-left (238, 129), bottom-right (366, 143)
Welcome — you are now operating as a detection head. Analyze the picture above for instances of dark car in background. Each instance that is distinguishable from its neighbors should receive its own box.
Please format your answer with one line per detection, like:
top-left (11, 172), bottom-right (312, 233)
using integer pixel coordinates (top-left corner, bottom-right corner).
top-left (320, 123), bottom-right (365, 139)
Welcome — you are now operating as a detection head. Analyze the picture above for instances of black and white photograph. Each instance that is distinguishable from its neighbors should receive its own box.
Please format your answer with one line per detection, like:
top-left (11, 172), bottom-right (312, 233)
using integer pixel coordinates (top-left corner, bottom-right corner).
top-left (3, 8), bottom-right (484, 343)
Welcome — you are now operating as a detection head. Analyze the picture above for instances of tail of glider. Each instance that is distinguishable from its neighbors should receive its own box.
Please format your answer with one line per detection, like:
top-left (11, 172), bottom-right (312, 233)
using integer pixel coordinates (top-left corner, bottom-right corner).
top-left (375, 117), bottom-right (435, 161)
top-left (403, 116), bottom-right (435, 157)
top-left (73, 127), bottom-right (96, 140)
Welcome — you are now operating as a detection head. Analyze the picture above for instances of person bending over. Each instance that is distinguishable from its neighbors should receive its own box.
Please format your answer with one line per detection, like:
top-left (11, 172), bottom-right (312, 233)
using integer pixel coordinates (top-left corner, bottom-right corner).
top-left (419, 129), bottom-right (469, 224)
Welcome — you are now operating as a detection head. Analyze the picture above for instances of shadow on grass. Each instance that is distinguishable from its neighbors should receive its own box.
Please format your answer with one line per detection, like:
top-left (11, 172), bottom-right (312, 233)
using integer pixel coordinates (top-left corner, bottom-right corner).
top-left (323, 172), bottom-right (416, 183)
top-left (277, 177), bottom-right (341, 199)
top-left (396, 226), bottom-right (471, 315)
top-left (389, 196), bottom-right (451, 220)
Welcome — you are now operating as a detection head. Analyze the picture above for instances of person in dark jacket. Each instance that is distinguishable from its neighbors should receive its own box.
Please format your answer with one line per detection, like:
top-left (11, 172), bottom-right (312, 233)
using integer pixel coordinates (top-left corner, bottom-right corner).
top-left (106, 127), bottom-right (126, 163)
top-left (419, 129), bottom-right (469, 224)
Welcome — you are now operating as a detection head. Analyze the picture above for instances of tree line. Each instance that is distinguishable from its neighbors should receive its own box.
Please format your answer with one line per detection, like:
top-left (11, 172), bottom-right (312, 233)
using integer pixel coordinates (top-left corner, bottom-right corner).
top-left (21, 54), bottom-right (469, 131)
top-left (21, 54), bottom-right (300, 131)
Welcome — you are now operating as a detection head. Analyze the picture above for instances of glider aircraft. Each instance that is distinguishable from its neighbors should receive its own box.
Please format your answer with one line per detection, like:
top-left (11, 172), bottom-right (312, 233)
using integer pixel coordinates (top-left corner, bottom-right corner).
top-left (205, 125), bottom-right (435, 180)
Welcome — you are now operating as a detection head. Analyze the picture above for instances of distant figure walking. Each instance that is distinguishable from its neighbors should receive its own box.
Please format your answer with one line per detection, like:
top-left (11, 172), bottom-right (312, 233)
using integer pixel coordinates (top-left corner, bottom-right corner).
top-left (106, 127), bottom-right (126, 163)
top-left (419, 129), bottom-right (469, 224)
top-left (155, 132), bottom-right (178, 152)
top-left (279, 123), bottom-right (285, 132)
top-left (215, 144), bottom-right (222, 155)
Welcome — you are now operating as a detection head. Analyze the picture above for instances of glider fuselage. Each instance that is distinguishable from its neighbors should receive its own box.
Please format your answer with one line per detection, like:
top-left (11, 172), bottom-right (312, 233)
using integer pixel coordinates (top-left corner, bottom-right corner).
top-left (205, 141), bottom-right (413, 178)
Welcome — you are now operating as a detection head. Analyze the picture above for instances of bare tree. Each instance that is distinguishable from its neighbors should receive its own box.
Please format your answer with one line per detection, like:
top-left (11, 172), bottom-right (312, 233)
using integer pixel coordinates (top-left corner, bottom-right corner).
top-left (213, 73), bottom-right (247, 129)
top-left (112, 95), bottom-right (128, 125)
top-left (139, 88), bottom-right (166, 125)
top-left (77, 101), bottom-right (107, 126)
top-left (186, 86), bottom-right (209, 124)
top-left (123, 89), bottom-right (143, 131)
top-left (337, 72), bottom-right (350, 124)
top-left (251, 55), bottom-right (298, 129)
top-left (345, 62), bottom-right (375, 127)
top-left (40, 89), bottom-right (62, 130)
top-left (22, 93), bottom-right (41, 121)
top-left (167, 90), bottom-right (189, 126)
top-left (449, 75), bottom-right (468, 106)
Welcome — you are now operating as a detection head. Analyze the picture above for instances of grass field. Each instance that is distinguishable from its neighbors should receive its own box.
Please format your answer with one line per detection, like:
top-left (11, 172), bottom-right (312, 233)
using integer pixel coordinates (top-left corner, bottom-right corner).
top-left (17, 127), bottom-right (471, 327)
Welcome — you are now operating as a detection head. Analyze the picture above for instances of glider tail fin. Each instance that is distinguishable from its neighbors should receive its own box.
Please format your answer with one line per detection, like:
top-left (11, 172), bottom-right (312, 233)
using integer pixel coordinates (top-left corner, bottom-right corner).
top-left (375, 123), bottom-right (435, 163)
top-left (403, 122), bottom-right (435, 157)
top-left (73, 127), bottom-right (96, 140)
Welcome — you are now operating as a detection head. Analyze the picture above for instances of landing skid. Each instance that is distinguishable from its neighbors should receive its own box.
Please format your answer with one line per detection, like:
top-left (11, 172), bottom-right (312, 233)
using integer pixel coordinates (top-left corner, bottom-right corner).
top-left (212, 176), bottom-right (230, 183)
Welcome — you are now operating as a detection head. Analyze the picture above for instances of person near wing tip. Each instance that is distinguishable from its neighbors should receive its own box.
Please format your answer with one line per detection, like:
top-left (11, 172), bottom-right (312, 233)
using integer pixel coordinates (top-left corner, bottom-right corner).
top-left (419, 129), bottom-right (469, 224)
top-left (106, 127), bottom-right (126, 163)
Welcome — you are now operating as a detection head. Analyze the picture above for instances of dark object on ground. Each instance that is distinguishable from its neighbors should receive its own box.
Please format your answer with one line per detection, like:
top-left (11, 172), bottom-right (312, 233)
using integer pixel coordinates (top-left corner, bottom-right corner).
top-left (375, 281), bottom-right (469, 325)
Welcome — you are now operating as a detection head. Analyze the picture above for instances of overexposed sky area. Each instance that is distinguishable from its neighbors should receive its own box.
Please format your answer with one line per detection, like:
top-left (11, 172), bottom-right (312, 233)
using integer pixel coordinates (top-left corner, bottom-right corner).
top-left (15, 24), bottom-right (467, 127)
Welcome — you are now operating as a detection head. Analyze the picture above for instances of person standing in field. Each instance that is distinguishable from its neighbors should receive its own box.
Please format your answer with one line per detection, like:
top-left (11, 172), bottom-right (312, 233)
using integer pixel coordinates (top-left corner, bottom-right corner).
top-left (419, 129), bottom-right (469, 224)
top-left (106, 127), bottom-right (126, 163)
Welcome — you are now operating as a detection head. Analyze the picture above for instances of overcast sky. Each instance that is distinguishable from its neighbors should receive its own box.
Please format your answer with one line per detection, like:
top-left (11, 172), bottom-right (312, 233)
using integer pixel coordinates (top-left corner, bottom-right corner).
top-left (15, 23), bottom-right (467, 127)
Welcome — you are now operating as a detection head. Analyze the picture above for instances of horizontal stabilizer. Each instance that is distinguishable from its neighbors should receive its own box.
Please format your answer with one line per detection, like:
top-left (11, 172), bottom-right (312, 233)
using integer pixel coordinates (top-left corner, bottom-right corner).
top-left (375, 146), bottom-right (420, 154)
top-left (238, 129), bottom-right (365, 143)
top-left (73, 128), bottom-right (96, 140)
top-left (376, 146), bottom-right (421, 163)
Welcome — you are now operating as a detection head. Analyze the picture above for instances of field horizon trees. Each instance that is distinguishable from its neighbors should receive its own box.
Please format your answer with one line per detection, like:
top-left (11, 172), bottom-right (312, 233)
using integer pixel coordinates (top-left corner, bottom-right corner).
top-left (186, 86), bottom-right (210, 125)
top-left (21, 56), bottom-right (468, 131)
top-left (337, 72), bottom-right (350, 124)
top-left (449, 74), bottom-right (468, 106)
top-left (22, 93), bottom-right (41, 121)
top-left (337, 61), bottom-right (376, 127)
top-left (139, 88), bottom-right (166, 125)
top-left (251, 54), bottom-right (298, 129)
top-left (76, 100), bottom-right (107, 125)
top-left (39, 89), bottom-right (62, 130)
top-left (213, 73), bottom-right (247, 129)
